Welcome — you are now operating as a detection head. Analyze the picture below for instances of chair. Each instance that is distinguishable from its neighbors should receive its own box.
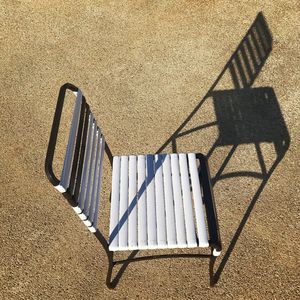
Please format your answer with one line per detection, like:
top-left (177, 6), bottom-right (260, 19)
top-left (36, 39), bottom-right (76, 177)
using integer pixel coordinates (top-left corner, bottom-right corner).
top-left (45, 83), bottom-right (222, 288)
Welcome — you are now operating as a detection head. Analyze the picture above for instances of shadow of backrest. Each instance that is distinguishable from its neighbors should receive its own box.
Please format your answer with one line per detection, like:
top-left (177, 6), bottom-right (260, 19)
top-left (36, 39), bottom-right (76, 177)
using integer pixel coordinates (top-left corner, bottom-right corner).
top-left (227, 12), bottom-right (272, 89)
top-left (212, 87), bottom-right (290, 156)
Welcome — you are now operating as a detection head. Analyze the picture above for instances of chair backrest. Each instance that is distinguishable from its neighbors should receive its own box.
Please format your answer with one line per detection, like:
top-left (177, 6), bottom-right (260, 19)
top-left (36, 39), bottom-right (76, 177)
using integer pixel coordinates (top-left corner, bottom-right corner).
top-left (45, 83), bottom-right (105, 232)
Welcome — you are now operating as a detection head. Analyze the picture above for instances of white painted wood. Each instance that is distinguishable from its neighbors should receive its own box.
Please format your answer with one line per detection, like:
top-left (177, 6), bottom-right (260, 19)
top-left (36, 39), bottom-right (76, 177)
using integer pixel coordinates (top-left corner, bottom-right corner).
top-left (60, 90), bottom-right (82, 191)
top-left (213, 249), bottom-right (221, 257)
top-left (178, 154), bottom-right (197, 247)
top-left (88, 226), bottom-right (97, 233)
top-left (72, 206), bottom-right (82, 214)
top-left (83, 219), bottom-right (92, 227)
top-left (87, 128), bottom-right (102, 227)
top-left (188, 153), bottom-right (209, 247)
top-left (91, 134), bottom-right (105, 230)
top-left (162, 154), bottom-right (177, 248)
top-left (170, 154), bottom-right (187, 247)
top-left (118, 156), bottom-right (129, 250)
top-left (82, 119), bottom-right (98, 221)
top-left (78, 213), bottom-right (87, 221)
top-left (109, 156), bottom-right (121, 251)
top-left (78, 114), bottom-right (94, 211)
top-left (55, 184), bottom-right (66, 193)
top-left (146, 155), bottom-right (157, 248)
top-left (108, 153), bottom-right (212, 251)
top-left (137, 155), bottom-right (147, 249)
top-left (154, 155), bottom-right (167, 248)
top-left (128, 155), bottom-right (138, 250)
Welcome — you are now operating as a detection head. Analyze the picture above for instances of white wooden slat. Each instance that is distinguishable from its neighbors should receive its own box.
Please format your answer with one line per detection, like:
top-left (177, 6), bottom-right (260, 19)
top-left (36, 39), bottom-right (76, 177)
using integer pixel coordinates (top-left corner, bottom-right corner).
top-left (146, 154), bottom-right (157, 249)
top-left (90, 135), bottom-right (105, 232)
top-left (170, 154), bottom-right (187, 247)
top-left (109, 156), bottom-right (121, 250)
top-left (162, 154), bottom-right (177, 248)
top-left (82, 119), bottom-right (98, 223)
top-left (78, 114), bottom-right (94, 215)
top-left (58, 90), bottom-right (82, 192)
top-left (137, 155), bottom-right (147, 249)
top-left (154, 155), bottom-right (167, 248)
top-left (178, 154), bottom-right (197, 247)
top-left (86, 128), bottom-right (102, 229)
top-left (188, 153), bottom-right (209, 247)
top-left (108, 153), bottom-right (211, 251)
top-left (128, 155), bottom-right (138, 249)
top-left (118, 156), bottom-right (129, 250)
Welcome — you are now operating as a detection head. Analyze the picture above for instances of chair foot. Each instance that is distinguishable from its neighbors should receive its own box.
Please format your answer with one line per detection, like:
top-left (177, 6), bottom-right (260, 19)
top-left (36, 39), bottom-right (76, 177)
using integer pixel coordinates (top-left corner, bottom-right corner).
top-left (212, 248), bottom-right (221, 257)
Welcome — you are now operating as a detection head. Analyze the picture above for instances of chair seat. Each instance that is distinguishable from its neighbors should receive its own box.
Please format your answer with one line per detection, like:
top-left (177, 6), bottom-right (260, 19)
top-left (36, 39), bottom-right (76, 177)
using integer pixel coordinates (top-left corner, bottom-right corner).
top-left (109, 153), bottom-right (210, 251)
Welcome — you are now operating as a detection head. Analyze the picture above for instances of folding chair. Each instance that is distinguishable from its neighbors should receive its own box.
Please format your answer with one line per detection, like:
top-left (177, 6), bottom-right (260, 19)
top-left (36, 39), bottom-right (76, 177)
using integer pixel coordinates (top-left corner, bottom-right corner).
top-left (45, 83), bottom-right (222, 288)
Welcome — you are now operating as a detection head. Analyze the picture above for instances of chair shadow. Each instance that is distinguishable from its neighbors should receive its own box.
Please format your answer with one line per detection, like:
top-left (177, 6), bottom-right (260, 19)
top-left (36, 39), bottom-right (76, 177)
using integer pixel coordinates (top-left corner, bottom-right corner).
top-left (205, 87), bottom-right (289, 285)
top-left (97, 11), bottom-right (290, 288)
top-left (156, 11), bottom-right (290, 286)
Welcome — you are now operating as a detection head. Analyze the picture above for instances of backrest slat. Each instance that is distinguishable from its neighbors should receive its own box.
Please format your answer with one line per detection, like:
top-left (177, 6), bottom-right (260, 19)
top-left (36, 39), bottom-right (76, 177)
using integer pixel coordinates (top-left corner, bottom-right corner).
top-left (83, 118), bottom-right (98, 217)
top-left (78, 114), bottom-right (94, 212)
top-left (47, 85), bottom-right (107, 232)
top-left (91, 134), bottom-right (105, 231)
top-left (69, 97), bottom-right (86, 196)
top-left (75, 111), bottom-right (106, 231)
top-left (88, 129), bottom-right (102, 222)
top-left (56, 90), bottom-right (82, 193)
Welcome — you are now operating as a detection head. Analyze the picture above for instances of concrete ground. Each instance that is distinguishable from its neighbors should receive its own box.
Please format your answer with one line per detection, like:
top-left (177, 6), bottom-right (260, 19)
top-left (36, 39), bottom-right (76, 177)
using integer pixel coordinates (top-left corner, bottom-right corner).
top-left (1, 1), bottom-right (299, 299)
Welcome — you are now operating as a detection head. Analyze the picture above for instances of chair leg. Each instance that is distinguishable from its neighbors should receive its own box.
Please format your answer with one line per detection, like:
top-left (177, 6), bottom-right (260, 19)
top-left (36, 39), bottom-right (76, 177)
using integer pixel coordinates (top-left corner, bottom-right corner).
top-left (93, 230), bottom-right (117, 289)
top-left (209, 254), bottom-right (217, 286)
top-left (106, 251), bottom-right (115, 289)
top-left (212, 248), bottom-right (221, 257)
top-left (106, 250), bottom-right (139, 289)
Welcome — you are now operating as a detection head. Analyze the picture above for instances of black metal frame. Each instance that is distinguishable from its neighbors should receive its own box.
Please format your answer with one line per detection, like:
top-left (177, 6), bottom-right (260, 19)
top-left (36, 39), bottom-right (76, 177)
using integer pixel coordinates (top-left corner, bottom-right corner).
top-left (45, 83), bottom-right (113, 204)
top-left (45, 83), bottom-right (222, 289)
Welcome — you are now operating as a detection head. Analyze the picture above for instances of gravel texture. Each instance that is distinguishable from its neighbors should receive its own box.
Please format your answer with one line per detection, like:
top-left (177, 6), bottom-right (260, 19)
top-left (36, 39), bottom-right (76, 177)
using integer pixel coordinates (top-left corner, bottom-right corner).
top-left (1, 1), bottom-right (299, 299)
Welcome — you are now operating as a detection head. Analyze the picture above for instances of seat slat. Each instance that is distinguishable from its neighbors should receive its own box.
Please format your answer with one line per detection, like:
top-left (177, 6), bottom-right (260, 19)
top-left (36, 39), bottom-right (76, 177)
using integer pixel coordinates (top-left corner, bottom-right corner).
top-left (58, 90), bottom-right (82, 192)
top-left (128, 155), bottom-right (138, 249)
top-left (118, 156), bottom-right (129, 250)
top-left (137, 155), bottom-right (147, 249)
top-left (188, 153), bottom-right (209, 247)
top-left (82, 120), bottom-right (98, 222)
top-left (170, 154), bottom-right (187, 247)
top-left (146, 155), bottom-right (157, 248)
top-left (154, 155), bottom-right (167, 248)
top-left (109, 156), bottom-right (121, 250)
top-left (109, 153), bottom-right (213, 251)
top-left (162, 154), bottom-right (177, 248)
top-left (179, 154), bottom-right (197, 247)
top-left (78, 114), bottom-right (94, 214)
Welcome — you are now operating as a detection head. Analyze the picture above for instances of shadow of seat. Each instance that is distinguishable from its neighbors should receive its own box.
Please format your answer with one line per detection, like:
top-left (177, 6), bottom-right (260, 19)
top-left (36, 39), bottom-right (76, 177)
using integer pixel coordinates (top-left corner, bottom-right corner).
top-left (203, 87), bottom-right (290, 285)
top-left (213, 88), bottom-right (289, 148)
top-left (205, 87), bottom-right (290, 184)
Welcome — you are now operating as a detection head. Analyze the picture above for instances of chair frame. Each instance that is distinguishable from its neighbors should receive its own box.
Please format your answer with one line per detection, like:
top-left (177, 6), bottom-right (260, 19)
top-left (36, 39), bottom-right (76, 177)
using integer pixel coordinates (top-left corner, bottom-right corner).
top-left (45, 83), bottom-right (222, 288)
